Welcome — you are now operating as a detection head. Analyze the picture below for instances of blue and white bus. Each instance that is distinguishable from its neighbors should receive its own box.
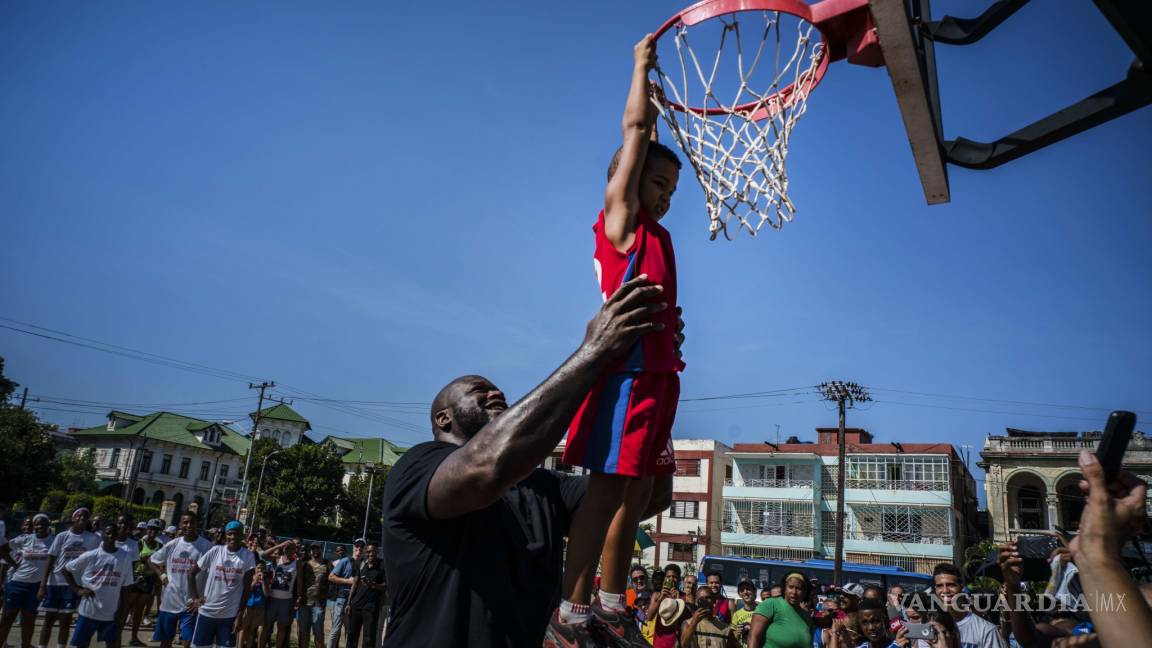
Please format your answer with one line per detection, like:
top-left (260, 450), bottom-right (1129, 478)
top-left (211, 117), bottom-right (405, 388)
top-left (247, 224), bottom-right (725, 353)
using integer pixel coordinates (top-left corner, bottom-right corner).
top-left (698, 555), bottom-right (933, 596)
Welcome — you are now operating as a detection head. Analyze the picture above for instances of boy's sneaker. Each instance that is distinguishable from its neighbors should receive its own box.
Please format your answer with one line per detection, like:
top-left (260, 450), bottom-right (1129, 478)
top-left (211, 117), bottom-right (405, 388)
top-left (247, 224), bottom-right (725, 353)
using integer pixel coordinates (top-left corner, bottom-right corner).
top-left (589, 601), bottom-right (648, 648)
top-left (543, 610), bottom-right (602, 648)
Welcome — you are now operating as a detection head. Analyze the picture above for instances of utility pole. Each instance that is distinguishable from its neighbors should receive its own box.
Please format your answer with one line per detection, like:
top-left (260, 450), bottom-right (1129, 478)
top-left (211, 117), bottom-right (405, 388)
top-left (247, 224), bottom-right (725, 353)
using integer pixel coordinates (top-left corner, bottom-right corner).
top-left (238, 381), bottom-right (275, 518)
top-left (817, 381), bottom-right (871, 587)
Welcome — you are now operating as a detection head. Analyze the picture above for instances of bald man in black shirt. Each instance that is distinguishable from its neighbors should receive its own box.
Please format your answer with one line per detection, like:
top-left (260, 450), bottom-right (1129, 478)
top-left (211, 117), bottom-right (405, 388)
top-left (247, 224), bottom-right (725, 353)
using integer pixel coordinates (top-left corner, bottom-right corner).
top-left (382, 277), bottom-right (678, 647)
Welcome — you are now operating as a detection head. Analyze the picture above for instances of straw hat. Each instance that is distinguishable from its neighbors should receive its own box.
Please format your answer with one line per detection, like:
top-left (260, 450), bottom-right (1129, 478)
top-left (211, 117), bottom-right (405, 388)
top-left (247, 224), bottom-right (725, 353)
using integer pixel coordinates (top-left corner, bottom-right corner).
top-left (658, 597), bottom-right (687, 626)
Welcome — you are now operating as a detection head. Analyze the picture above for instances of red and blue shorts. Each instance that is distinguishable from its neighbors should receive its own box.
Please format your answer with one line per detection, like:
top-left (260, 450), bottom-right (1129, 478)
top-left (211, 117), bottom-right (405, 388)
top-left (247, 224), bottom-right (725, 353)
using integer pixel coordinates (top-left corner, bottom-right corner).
top-left (563, 371), bottom-right (679, 478)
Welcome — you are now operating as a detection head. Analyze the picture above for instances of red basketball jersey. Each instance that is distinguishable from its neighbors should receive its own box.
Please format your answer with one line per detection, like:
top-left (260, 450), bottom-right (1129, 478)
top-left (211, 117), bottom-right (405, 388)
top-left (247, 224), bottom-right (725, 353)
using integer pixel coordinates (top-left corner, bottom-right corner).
top-left (592, 209), bottom-right (684, 373)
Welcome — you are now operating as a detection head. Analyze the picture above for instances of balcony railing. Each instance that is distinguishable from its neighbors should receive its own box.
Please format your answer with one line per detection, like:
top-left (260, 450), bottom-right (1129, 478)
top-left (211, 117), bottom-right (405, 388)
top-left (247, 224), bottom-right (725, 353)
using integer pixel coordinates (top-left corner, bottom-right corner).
top-left (725, 478), bottom-right (814, 488)
top-left (836, 529), bottom-right (953, 545)
top-left (985, 436), bottom-right (1152, 453)
top-left (845, 478), bottom-right (948, 492)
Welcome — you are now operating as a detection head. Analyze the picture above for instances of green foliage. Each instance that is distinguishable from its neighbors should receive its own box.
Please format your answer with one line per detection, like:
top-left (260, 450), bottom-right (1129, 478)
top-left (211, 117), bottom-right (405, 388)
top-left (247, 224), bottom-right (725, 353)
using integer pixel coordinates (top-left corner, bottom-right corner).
top-left (56, 451), bottom-right (99, 493)
top-left (63, 493), bottom-right (96, 517)
top-left (40, 490), bottom-right (69, 519)
top-left (93, 495), bottom-right (126, 520)
top-left (90, 496), bottom-right (159, 523)
top-left (340, 467), bottom-right (389, 541)
top-left (257, 442), bottom-right (347, 533)
top-left (0, 357), bottom-right (59, 508)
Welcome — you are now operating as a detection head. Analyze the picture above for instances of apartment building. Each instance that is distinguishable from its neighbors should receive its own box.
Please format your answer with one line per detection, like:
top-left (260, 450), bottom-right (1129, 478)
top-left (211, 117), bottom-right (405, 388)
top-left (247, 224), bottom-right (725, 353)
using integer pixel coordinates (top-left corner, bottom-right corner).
top-left (722, 428), bottom-right (977, 574)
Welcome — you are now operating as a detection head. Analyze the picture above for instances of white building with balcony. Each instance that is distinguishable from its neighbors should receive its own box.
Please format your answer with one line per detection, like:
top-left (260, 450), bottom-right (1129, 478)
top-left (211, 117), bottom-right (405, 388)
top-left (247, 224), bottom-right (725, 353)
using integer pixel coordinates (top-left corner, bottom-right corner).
top-left (641, 439), bottom-right (730, 569)
top-left (722, 428), bottom-right (977, 575)
top-left (979, 427), bottom-right (1152, 542)
top-left (70, 410), bottom-right (253, 522)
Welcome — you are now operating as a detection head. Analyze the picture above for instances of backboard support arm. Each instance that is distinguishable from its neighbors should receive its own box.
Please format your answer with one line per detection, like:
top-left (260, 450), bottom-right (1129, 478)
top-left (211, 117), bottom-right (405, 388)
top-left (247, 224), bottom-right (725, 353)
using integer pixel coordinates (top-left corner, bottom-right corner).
top-left (921, 0), bottom-right (1029, 46)
top-left (944, 61), bottom-right (1152, 170)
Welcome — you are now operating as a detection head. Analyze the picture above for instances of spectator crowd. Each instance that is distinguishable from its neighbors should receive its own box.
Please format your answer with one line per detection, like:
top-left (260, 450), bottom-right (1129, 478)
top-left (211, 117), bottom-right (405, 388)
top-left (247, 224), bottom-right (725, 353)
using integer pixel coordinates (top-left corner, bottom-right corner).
top-left (0, 507), bottom-right (388, 648)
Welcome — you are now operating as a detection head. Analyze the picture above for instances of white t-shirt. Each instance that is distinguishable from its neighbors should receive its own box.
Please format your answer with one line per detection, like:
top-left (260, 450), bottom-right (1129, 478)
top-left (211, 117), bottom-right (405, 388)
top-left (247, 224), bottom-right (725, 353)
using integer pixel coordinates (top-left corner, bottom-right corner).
top-left (196, 545), bottom-right (255, 619)
top-left (117, 537), bottom-right (141, 563)
top-left (8, 533), bottom-right (55, 583)
top-left (48, 530), bottom-right (101, 586)
top-left (268, 558), bottom-right (297, 600)
top-left (956, 613), bottom-right (1007, 648)
top-left (151, 536), bottom-right (214, 614)
top-left (65, 546), bottom-right (135, 622)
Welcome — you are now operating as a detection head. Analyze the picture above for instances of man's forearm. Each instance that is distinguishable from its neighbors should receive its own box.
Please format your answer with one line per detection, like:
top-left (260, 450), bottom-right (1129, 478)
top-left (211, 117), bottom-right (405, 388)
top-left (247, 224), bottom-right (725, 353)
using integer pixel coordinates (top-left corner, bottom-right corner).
top-left (474, 347), bottom-right (607, 487)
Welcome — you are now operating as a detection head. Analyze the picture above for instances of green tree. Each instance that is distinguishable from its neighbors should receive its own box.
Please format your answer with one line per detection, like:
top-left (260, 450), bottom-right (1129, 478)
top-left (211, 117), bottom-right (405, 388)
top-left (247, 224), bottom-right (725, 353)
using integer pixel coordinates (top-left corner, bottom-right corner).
top-left (56, 450), bottom-right (99, 493)
top-left (0, 357), bottom-right (59, 507)
top-left (39, 490), bottom-right (69, 519)
top-left (257, 442), bottom-right (346, 533)
top-left (341, 467), bottom-right (389, 540)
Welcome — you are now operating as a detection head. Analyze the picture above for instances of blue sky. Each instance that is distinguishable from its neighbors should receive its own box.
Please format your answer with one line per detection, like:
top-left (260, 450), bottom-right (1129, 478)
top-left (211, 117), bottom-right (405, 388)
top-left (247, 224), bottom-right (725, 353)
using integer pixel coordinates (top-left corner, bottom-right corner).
top-left (2, 1), bottom-right (1149, 506)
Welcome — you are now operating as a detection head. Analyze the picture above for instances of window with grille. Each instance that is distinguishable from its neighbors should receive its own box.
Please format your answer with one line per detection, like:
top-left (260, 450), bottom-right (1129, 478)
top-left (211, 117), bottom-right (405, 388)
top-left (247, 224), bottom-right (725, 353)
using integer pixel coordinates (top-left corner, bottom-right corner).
top-left (722, 544), bottom-right (816, 562)
top-left (109, 448), bottom-right (120, 469)
top-left (161, 454), bottom-right (172, 474)
top-left (820, 510), bottom-right (843, 545)
top-left (852, 505), bottom-right (950, 544)
top-left (723, 499), bottom-right (813, 536)
top-left (179, 458), bottom-right (191, 479)
top-left (199, 461), bottom-right (211, 481)
top-left (821, 465), bottom-right (839, 494)
top-left (847, 456), bottom-right (948, 490)
top-left (140, 451), bottom-right (153, 473)
top-left (669, 542), bottom-right (696, 561)
top-left (220, 465), bottom-right (229, 479)
top-left (671, 500), bottom-right (699, 519)
top-left (676, 459), bottom-right (701, 476)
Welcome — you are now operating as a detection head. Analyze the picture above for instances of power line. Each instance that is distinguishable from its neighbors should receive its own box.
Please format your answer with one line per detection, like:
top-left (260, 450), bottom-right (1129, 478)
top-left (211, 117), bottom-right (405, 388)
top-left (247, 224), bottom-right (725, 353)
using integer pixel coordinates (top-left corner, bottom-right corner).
top-left (870, 387), bottom-right (1152, 417)
top-left (873, 399), bottom-right (1109, 423)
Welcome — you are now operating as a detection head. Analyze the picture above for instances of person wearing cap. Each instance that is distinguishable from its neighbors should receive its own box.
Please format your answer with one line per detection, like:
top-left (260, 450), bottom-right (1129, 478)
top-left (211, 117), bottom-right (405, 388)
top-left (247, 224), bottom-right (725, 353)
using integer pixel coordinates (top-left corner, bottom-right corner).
top-left (380, 293), bottom-right (678, 647)
top-left (748, 571), bottom-right (814, 648)
top-left (150, 512), bottom-right (213, 648)
top-left (60, 521), bottom-right (135, 648)
top-left (325, 542), bottom-right (360, 648)
top-left (0, 513), bottom-right (54, 648)
top-left (343, 545), bottom-right (385, 648)
top-left (187, 521), bottom-right (255, 648)
top-left (39, 508), bottom-right (101, 648)
top-left (297, 543), bottom-right (329, 648)
top-left (731, 580), bottom-right (759, 647)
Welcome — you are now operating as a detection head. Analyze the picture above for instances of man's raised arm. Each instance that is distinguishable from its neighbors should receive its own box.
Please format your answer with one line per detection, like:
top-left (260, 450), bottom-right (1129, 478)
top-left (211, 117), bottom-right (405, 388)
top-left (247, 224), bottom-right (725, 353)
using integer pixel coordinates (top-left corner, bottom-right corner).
top-left (425, 275), bottom-right (667, 520)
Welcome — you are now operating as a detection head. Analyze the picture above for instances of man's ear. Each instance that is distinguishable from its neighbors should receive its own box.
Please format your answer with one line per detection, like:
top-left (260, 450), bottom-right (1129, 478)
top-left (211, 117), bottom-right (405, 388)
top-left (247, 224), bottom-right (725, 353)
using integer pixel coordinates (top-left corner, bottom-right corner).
top-left (434, 409), bottom-right (452, 432)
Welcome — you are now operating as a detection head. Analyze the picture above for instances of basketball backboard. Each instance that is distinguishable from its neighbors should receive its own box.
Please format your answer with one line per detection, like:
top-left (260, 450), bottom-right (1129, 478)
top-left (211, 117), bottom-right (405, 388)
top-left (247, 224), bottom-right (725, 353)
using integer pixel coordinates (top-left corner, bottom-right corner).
top-left (869, 0), bottom-right (1151, 206)
top-left (869, 0), bottom-right (948, 204)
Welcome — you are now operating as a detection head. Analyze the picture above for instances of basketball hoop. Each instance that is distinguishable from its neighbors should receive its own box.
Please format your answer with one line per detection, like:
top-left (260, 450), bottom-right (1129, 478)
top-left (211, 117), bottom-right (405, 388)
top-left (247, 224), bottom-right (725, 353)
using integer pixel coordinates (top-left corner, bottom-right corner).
top-left (651, 0), bottom-right (879, 239)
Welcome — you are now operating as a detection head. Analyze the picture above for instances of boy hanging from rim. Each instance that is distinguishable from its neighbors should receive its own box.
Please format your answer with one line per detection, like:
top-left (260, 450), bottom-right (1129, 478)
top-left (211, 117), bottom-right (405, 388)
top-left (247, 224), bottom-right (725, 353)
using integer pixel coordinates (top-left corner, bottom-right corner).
top-left (546, 33), bottom-right (684, 648)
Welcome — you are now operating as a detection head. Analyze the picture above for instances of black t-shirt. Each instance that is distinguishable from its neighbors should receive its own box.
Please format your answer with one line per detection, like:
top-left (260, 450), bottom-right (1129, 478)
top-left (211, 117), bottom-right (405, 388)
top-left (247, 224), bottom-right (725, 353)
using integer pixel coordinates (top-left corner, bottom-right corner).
top-left (381, 440), bottom-right (587, 647)
top-left (348, 559), bottom-right (385, 611)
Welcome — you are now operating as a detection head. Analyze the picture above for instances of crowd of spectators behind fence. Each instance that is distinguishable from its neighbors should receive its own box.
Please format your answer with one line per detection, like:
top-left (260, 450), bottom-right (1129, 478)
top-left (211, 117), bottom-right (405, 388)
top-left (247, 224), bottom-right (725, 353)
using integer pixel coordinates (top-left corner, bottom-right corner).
top-left (0, 505), bottom-right (388, 648)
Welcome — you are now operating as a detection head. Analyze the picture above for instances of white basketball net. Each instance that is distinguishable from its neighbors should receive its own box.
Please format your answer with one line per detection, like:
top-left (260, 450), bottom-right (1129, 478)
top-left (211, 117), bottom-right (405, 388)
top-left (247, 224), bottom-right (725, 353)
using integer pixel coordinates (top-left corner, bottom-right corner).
top-left (654, 11), bottom-right (825, 239)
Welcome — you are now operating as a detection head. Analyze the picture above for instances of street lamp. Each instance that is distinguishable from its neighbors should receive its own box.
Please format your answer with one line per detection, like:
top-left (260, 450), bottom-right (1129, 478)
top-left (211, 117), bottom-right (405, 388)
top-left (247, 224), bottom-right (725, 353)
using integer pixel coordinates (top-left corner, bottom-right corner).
top-left (362, 463), bottom-right (377, 540)
top-left (251, 450), bottom-right (283, 531)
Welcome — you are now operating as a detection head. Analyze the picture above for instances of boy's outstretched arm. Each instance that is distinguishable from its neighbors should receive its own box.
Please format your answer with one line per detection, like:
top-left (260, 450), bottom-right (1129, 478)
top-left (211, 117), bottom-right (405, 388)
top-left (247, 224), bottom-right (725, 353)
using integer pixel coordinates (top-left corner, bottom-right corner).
top-left (604, 34), bottom-right (658, 252)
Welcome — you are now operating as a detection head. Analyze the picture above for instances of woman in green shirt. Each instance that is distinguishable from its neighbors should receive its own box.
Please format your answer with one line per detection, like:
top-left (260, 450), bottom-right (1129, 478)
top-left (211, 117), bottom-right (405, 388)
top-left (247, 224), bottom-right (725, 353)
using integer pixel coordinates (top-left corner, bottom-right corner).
top-left (747, 571), bottom-right (814, 648)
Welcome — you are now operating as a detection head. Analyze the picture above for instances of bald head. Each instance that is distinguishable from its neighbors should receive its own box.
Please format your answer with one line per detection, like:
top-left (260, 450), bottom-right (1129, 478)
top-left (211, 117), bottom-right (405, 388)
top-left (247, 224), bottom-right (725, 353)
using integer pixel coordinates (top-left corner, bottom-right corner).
top-left (430, 375), bottom-right (507, 442)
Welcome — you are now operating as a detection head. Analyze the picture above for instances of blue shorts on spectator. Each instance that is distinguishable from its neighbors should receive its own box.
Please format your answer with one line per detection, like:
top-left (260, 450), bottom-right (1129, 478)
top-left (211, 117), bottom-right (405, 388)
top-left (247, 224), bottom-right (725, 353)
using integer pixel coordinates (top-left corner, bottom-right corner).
top-left (192, 614), bottom-right (237, 648)
top-left (3, 581), bottom-right (40, 613)
top-left (70, 615), bottom-right (118, 648)
top-left (298, 605), bottom-right (325, 644)
top-left (41, 584), bottom-right (78, 613)
top-left (153, 610), bottom-right (196, 643)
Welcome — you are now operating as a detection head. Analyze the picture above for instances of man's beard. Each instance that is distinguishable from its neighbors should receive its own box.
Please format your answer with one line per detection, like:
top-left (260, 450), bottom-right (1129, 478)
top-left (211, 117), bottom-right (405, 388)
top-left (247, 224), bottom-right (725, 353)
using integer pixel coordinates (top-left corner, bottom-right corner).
top-left (452, 404), bottom-right (492, 439)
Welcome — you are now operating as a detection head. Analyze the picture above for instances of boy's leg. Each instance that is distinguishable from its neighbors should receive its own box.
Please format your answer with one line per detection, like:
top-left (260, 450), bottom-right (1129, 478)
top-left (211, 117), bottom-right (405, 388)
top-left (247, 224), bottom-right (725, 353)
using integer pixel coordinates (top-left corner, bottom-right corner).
top-left (559, 472), bottom-right (629, 620)
top-left (599, 476), bottom-right (654, 598)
